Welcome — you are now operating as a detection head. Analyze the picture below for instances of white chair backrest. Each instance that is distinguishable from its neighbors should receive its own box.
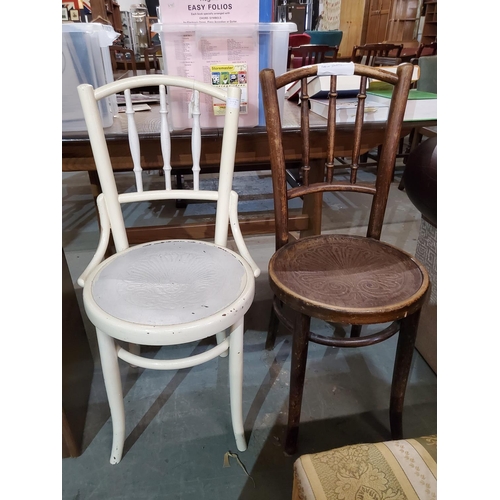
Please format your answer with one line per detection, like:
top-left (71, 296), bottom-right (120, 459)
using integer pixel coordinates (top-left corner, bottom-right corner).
top-left (78, 75), bottom-right (241, 253)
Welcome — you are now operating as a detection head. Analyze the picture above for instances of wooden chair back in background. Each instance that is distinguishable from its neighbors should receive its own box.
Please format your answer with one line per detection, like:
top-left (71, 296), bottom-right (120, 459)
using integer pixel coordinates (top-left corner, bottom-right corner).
top-left (288, 44), bottom-right (339, 69)
top-left (351, 43), bottom-right (403, 65)
top-left (109, 45), bottom-right (137, 75)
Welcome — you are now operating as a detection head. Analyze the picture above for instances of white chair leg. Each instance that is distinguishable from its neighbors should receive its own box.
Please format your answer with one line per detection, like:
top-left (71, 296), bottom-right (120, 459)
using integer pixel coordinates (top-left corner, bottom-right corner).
top-left (96, 329), bottom-right (126, 464)
top-left (228, 318), bottom-right (246, 451)
top-left (216, 331), bottom-right (228, 357)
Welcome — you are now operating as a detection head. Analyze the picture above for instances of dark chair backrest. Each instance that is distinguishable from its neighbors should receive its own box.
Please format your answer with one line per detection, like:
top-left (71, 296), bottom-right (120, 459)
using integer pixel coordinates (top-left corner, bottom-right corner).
top-left (109, 45), bottom-right (137, 75)
top-left (259, 62), bottom-right (413, 247)
top-left (351, 43), bottom-right (403, 66)
top-left (416, 41), bottom-right (437, 59)
top-left (288, 44), bottom-right (339, 69)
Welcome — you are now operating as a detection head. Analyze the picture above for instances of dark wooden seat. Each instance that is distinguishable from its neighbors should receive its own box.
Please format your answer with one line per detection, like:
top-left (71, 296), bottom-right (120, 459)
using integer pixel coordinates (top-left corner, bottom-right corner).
top-left (260, 62), bottom-right (429, 455)
top-left (351, 43), bottom-right (403, 65)
top-left (270, 235), bottom-right (425, 322)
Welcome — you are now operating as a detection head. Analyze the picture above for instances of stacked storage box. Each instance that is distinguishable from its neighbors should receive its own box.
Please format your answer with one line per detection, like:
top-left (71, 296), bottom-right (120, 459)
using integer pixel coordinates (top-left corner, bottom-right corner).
top-left (153, 22), bottom-right (296, 129)
top-left (62, 23), bottom-right (119, 132)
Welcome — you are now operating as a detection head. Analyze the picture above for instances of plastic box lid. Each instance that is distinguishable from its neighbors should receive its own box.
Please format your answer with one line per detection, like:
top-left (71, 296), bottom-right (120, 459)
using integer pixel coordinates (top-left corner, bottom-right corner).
top-left (62, 23), bottom-right (119, 132)
top-left (151, 22), bottom-right (296, 129)
top-left (62, 22), bottom-right (119, 47)
top-left (152, 22), bottom-right (297, 33)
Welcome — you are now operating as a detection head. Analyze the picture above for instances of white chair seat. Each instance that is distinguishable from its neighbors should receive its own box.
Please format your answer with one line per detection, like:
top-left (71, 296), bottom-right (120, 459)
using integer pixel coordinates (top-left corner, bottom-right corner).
top-left (84, 240), bottom-right (255, 346)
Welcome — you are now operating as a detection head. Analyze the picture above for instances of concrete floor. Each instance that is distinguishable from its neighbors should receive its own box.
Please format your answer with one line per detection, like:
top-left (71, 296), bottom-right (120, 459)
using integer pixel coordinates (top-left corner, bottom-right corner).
top-left (62, 165), bottom-right (437, 500)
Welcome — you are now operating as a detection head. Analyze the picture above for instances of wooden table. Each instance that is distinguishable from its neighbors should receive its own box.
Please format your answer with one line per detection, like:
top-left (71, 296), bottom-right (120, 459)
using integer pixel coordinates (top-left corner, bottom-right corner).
top-left (62, 249), bottom-right (94, 457)
top-left (62, 99), bottom-right (436, 242)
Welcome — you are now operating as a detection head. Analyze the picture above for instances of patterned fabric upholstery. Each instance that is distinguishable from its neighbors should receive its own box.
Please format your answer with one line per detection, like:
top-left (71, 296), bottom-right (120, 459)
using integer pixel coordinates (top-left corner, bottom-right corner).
top-left (293, 436), bottom-right (437, 500)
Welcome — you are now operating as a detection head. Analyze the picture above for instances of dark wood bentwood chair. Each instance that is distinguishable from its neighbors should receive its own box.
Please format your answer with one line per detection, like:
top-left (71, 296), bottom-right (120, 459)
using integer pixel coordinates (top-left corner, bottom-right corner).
top-left (259, 62), bottom-right (429, 455)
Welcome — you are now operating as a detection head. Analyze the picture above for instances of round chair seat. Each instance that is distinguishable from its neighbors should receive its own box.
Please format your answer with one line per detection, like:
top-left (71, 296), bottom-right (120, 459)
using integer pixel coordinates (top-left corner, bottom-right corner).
top-left (83, 240), bottom-right (255, 345)
top-left (269, 234), bottom-right (428, 324)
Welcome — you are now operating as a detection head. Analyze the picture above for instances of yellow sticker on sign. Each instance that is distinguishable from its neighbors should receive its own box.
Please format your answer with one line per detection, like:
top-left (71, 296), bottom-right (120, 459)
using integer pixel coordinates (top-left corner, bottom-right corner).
top-left (210, 63), bottom-right (248, 115)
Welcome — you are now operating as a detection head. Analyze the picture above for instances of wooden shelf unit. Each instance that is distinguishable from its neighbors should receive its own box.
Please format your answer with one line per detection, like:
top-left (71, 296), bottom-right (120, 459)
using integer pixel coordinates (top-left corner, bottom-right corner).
top-left (91, 0), bottom-right (123, 37)
top-left (421, 0), bottom-right (437, 45)
top-left (340, 0), bottom-right (424, 58)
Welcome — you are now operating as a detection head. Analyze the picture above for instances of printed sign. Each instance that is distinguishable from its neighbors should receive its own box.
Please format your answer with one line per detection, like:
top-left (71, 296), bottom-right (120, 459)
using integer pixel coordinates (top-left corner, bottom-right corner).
top-left (163, 30), bottom-right (258, 127)
top-left (159, 0), bottom-right (259, 24)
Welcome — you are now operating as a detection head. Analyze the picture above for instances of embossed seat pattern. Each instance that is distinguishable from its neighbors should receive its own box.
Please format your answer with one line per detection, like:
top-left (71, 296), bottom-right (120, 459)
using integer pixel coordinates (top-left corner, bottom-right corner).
top-left (270, 235), bottom-right (424, 311)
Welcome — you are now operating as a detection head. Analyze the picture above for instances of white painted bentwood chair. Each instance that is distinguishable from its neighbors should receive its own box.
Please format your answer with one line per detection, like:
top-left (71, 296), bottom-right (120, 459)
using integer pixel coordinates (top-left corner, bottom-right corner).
top-left (77, 75), bottom-right (260, 464)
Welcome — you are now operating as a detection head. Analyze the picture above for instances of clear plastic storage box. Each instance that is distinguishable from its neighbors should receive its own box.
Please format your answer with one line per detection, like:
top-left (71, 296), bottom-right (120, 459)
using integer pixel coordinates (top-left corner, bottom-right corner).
top-left (62, 23), bottom-right (119, 132)
top-left (152, 22), bottom-right (297, 129)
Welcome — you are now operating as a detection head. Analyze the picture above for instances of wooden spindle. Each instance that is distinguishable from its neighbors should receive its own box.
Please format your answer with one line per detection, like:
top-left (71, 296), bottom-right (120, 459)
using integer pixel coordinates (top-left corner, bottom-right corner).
top-left (190, 90), bottom-right (201, 191)
top-left (159, 85), bottom-right (172, 190)
top-left (124, 89), bottom-right (143, 192)
top-left (350, 76), bottom-right (368, 184)
top-left (300, 77), bottom-right (311, 186)
top-left (325, 75), bottom-right (337, 183)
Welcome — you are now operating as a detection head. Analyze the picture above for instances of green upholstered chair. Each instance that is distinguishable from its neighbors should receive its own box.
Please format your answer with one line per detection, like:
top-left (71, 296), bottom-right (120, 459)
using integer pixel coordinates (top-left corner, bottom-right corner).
top-left (416, 55), bottom-right (437, 94)
top-left (406, 55), bottom-right (437, 156)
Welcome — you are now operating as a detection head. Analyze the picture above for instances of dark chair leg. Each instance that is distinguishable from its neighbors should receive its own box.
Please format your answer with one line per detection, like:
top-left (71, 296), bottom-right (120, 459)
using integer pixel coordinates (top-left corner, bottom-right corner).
top-left (266, 297), bottom-right (280, 350)
top-left (398, 136), bottom-right (405, 155)
top-left (350, 324), bottom-right (362, 337)
top-left (389, 309), bottom-right (421, 439)
top-left (285, 312), bottom-right (311, 455)
top-left (405, 129), bottom-right (416, 159)
top-left (175, 174), bottom-right (187, 208)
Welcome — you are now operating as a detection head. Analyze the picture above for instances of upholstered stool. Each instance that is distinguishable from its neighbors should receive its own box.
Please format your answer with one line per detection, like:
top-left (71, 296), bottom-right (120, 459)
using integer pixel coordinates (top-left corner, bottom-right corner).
top-left (293, 436), bottom-right (437, 500)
